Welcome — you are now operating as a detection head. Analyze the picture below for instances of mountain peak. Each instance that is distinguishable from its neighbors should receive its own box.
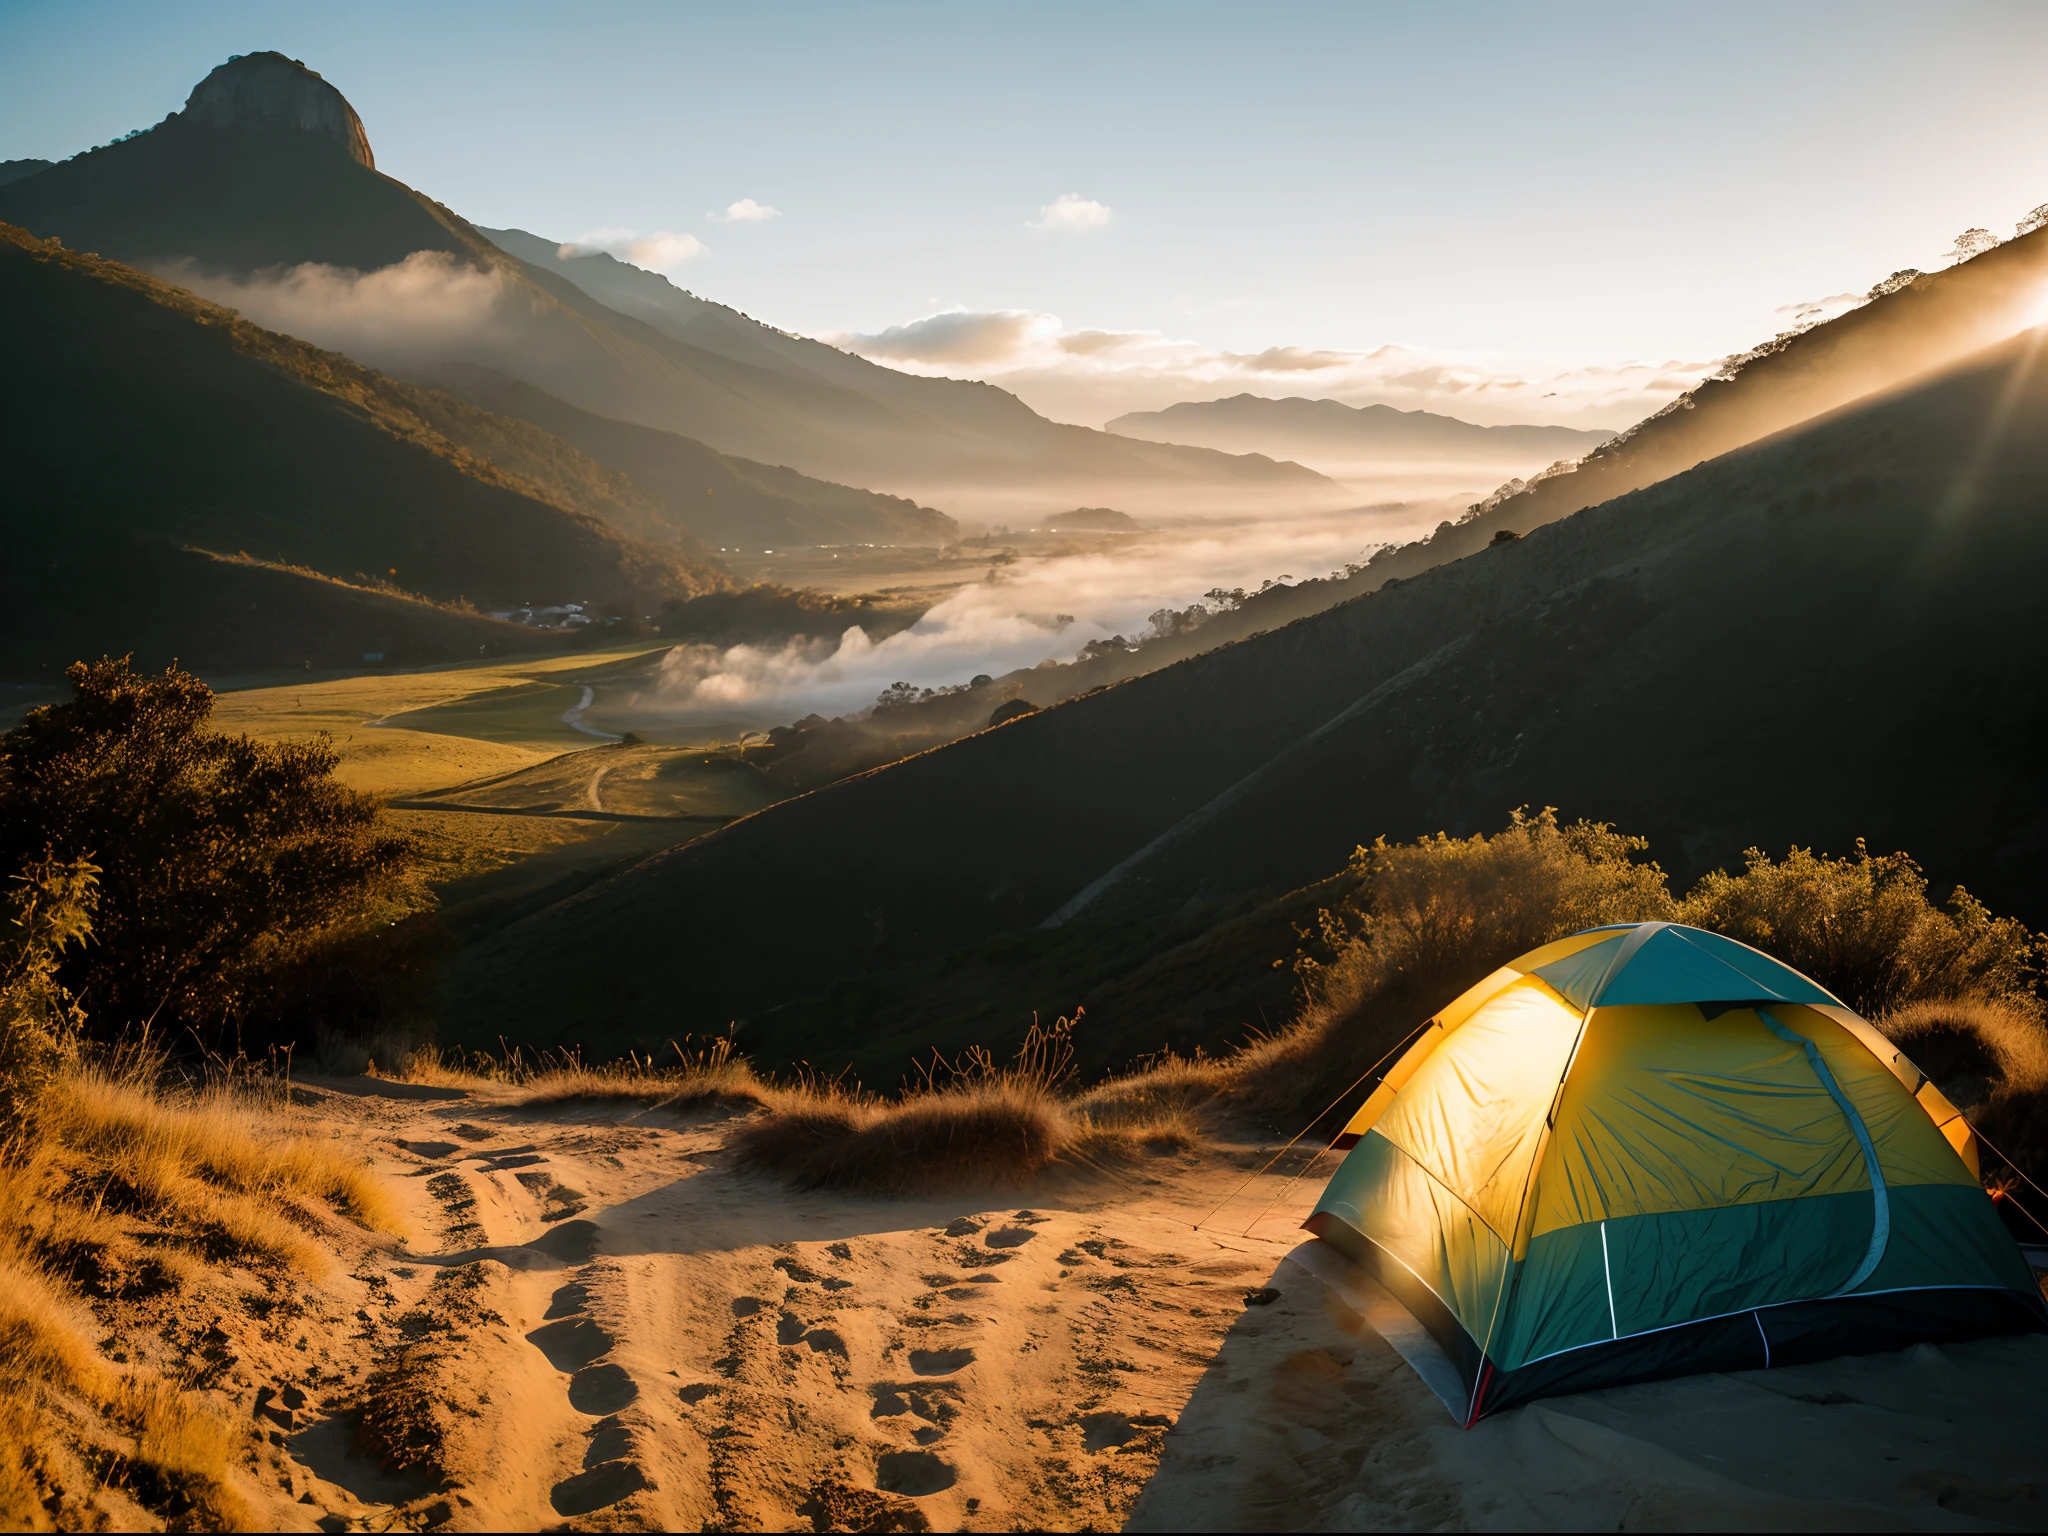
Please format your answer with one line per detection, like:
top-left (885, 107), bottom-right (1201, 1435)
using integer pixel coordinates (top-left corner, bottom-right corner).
top-left (179, 52), bottom-right (373, 167)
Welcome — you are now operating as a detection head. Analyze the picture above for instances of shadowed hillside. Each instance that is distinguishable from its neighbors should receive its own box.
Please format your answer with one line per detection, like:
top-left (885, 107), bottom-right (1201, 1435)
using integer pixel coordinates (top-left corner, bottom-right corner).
top-left (0, 53), bottom-right (1345, 516)
top-left (0, 222), bottom-right (724, 676)
top-left (423, 365), bottom-right (958, 549)
top-left (439, 326), bottom-right (2048, 1054)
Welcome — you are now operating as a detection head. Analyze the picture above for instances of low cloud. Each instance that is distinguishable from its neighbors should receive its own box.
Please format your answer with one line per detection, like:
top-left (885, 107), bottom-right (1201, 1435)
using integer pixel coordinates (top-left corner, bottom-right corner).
top-left (825, 306), bottom-right (1705, 431)
top-left (842, 308), bottom-right (1059, 365)
top-left (636, 505), bottom-right (1443, 731)
top-left (160, 251), bottom-right (512, 358)
top-left (711, 198), bottom-right (781, 223)
top-left (1030, 193), bottom-right (1113, 231)
top-left (558, 227), bottom-right (707, 271)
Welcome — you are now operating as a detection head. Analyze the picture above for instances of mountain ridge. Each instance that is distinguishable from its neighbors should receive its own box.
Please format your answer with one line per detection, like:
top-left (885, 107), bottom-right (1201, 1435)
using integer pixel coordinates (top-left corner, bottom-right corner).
top-left (0, 54), bottom-right (1344, 516)
top-left (1106, 395), bottom-right (1614, 463)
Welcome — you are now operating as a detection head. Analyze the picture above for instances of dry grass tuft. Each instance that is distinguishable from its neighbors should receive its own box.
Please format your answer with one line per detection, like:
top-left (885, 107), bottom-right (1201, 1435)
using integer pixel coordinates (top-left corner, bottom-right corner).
top-left (734, 1079), bottom-right (1071, 1196)
top-left (1882, 997), bottom-right (2048, 1227)
top-left (389, 1036), bottom-right (767, 1113)
top-left (0, 1252), bottom-right (250, 1531)
top-left (115, 1379), bottom-right (253, 1531)
top-left (0, 1250), bottom-right (108, 1399)
top-left (731, 1016), bottom-right (1209, 1195)
top-left (36, 1070), bottom-right (403, 1268)
top-left (1881, 997), bottom-right (2048, 1110)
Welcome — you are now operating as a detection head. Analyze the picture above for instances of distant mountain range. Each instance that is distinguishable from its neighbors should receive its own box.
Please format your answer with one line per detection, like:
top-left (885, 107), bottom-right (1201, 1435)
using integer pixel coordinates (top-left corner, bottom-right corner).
top-left (438, 322), bottom-right (2048, 1059)
top-left (0, 221), bottom-right (722, 676)
top-left (1107, 396), bottom-right (1612, 473)
top-left (0, 53), bottom-right (1343, 518)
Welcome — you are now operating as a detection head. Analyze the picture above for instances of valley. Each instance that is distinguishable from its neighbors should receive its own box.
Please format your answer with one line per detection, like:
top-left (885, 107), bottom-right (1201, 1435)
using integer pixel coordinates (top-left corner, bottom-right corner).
top-left (3, 24), bottom-right (2047, 1536)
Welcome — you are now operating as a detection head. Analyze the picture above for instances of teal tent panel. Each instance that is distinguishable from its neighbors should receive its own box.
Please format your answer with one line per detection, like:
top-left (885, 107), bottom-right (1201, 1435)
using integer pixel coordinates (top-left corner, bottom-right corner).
top-left (1673, 928), bottom-right (1840, 1005)
top-left (1495, 1220), bottom-right (1611, 1369)
top-left (1602, 1191), bottom-right (1874, 1335)
top-left (1597, 926), bottom-right (1831, 1007)
top-left (1531, 936), bottom-right (1622, 1011)
top-left (1314, 1130), bottom-right (1510, 1344)
top-left (1852, 1181), bottom-right (2041, 1296)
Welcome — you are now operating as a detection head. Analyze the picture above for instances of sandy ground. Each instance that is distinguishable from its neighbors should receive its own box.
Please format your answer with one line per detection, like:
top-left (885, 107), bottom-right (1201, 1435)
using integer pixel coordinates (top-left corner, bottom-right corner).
top-left (204, 1081), bottom-right (2048, 1533)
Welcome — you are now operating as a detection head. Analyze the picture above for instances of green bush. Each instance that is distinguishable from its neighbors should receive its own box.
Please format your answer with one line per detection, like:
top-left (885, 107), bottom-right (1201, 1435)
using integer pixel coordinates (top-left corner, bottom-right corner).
top-left (0, 658), bottom-right (425, 1044)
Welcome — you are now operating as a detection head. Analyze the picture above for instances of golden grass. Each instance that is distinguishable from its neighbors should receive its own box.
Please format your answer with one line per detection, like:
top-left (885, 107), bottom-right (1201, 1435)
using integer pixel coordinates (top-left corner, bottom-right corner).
top-left (1881, 997), bottom-right (2048, 1228)
top-left (115, 1379), bottom-right (253, 1531)
top-left (0, 1062), bottom-right (397, 1528)
top-left (391, 1037), bottom-right (767, 1113)
top-left (728, 1013), bottom-right (1216, 1195)
top-left (40, 1071), bottom-right (405, 1265)
top-left (0, 1251), bottom-right (251, 1531)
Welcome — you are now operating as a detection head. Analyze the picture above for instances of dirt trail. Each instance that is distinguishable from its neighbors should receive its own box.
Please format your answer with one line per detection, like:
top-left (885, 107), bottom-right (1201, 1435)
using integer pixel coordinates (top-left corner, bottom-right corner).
top-left (220, 1083), bottom-right (2048, 1533)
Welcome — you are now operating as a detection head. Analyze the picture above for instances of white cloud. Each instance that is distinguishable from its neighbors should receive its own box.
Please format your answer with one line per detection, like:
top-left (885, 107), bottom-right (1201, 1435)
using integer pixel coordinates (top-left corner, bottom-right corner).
top-left (824, 306), bottom-right (1704, 431)
top-left (158, 251), bottom-right (513, 357)
top-left (558, 227), bottom-right (707, 271)
top-left (1030, 193), bottom-right (1113, 231)
top-left (839, 308), bottom-right (1061, 365)
top-left (711, 198), bottom-right (781, 223)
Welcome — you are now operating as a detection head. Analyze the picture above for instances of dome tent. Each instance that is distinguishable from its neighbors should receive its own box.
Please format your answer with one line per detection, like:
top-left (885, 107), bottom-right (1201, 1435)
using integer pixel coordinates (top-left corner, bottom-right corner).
top-left (1303, 922), bottom-right (2046, 1424)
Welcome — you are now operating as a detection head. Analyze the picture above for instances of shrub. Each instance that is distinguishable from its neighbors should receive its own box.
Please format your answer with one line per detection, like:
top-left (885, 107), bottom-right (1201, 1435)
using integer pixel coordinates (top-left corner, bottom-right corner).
top-left (1679, 842), bottom-right (2042, 1017)
top-left (0, 657), bottom-right (426, 1043)
top-left (0, 857), bottom-right (96, 1128)
top-left (1234, 809), bottom-right (1675, 1121)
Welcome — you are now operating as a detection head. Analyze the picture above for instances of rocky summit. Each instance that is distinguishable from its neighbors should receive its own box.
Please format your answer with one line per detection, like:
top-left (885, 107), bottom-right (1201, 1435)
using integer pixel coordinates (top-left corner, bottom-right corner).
top-left (176, 51), bottom-right (374, 165)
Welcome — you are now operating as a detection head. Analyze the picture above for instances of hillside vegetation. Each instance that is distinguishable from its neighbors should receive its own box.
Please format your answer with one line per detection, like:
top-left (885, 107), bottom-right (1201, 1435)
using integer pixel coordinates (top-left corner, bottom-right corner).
top-left (0, 223), bottom-right (727, 677)
top-left (425, 365), bottom-right (958, 549)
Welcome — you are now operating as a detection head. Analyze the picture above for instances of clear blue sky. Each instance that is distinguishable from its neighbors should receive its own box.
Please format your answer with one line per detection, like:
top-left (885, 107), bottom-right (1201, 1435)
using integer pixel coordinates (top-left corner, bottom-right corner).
top-left (6, 1), bottom-right (2047, 416)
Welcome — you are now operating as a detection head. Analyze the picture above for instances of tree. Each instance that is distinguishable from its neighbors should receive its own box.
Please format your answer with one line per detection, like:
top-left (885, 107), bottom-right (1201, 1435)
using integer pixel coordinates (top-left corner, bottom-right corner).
top-left (0, 658), bottom-right (422, 1039)
top-left (1951, 228), bottom-right (1999, 264)
top-left (2017, 204), bottom-right (2048, 238)
top-left (1868, 268), bottom-right (1922, 300)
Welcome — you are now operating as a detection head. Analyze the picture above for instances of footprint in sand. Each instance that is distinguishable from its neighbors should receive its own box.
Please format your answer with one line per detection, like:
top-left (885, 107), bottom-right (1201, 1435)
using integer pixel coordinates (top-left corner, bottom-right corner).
top-left (527, 1316), bottom-right (613, 1372)
top-left (876, 1449), bottom-right (957, 1496)
top-left (908, 1347), bottom-right (975, 1376)
top-left (568, 1361), bottom-right (639, 1414)
top-left (527, 1218), bottom-right (600, 1263)
top-left (1082, 1411), bottom-right (1136, 1451)
top-left (776, 1312), bottom-right (848, 1355)
top-left (550, 1459), bottom-right (650, 1518)
top-left (984, 1226), bottom-right (1037, 1249)
top-left (528, 1269), bottom-right (651, 1519)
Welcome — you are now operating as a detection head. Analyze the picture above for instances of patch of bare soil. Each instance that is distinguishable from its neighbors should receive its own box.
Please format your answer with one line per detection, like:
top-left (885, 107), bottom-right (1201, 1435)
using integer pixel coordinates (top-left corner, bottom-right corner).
top-left (160, 1079), bottom-right (2048, 1532)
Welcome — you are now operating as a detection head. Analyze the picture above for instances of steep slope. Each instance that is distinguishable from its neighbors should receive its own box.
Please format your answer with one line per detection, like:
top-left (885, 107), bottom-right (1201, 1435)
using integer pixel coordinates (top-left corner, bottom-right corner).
top-left (0, 54), bottom-right (1341, 515)
top-left (1106, 395), bottom-right (1610, 469)
top-left (1342, 220), bottom-right (2048, 586)
top-left (423, 365), bottom-right (958, 548)
top-left (439, 327), bottom-right (2048, 1050)
top-left (0, 223), bottom-right (723, 676)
